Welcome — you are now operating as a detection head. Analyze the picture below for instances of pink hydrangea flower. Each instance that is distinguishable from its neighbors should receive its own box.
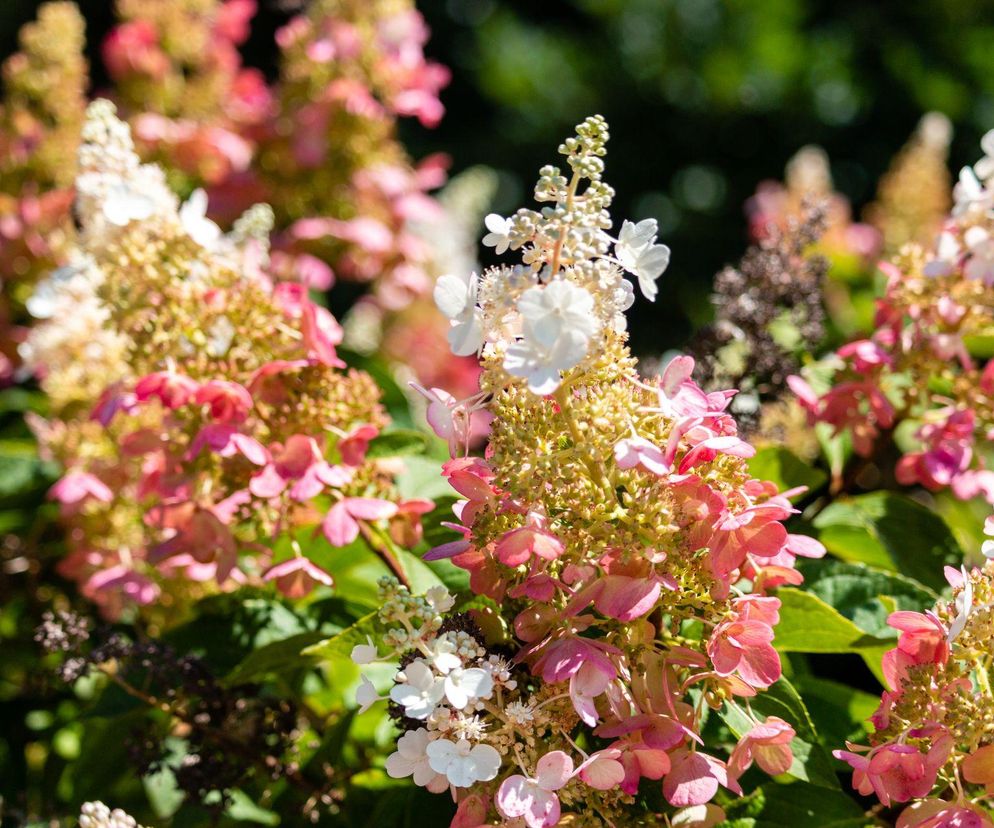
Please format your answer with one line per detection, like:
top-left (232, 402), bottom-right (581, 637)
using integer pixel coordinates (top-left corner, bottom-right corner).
top-left (496, 751), bottom-right (573, 828)
top-left (263, 556), bottom-right (334, 599)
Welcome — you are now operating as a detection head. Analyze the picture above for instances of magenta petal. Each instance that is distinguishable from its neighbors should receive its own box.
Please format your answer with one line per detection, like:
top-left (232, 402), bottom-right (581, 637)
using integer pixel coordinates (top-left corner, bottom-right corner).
top-left (424, 539), bottom-right (471, 561)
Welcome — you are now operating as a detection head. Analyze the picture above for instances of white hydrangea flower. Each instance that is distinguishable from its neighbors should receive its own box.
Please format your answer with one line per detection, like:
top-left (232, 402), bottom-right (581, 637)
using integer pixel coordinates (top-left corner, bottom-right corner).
top-left (428, 636), bottom-right (463, 674)
top-left (389, 659), bottom-right (445, 720)
top-left (385, 728), bottom-right (449, 792)
top-left (356, 674), bottom-right (382, 713)
top-left (180, 188), bottom-right (223, 249)
top-left (615, 218), bottom-right (671, 301)
top-left (425, 737), bottom-right (502, 788)
top-left (516, 281), bottom-right (598, 350)
top-left (481, 213), bottom-right (512, 254)
top-left (503, 329), bottom-right (590, 395)
top-left (350, 636), bottom-right (379, 665)
top-left (963, 226), bottom-right (994, 284)
top-left (425, 584), bottom-right (455, 613)
top-left (975, 129), bottom-right (994, 183)
top-left (982, 515), bottom-right (994, 559)
top-left (434, 272), bottom-right (484, 356)
top-left (79, 802), bottom-right (145, 828)
top-left (103, 180), bottom-right (156, 226)
top-left (442, 666), bottom-right (494, 710)
top-left (923, 231), bottom-right (960, 278)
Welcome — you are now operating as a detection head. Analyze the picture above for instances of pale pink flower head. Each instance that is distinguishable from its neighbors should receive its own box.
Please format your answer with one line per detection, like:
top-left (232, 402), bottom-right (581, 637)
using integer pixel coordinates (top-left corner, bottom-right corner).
top-left (707, 614), bottom-right (781, 689)
top-left (384, 728), bottom-right (448, 794)
top-left (576, 749), bottom-right (625, 790)
top-left (494, 524), bottom-right (564, 567)
top-left (263, 556), bottom-right (334, 599)
top-left (322, 496), bottom-right (398, 547)
top-left (663, 749), bottom-right (739, 807)
top-left (897, 799), bottom-right (994, 828)
top-left (962, 744), bottom-right (994, 795)
top-left (614, 435), bottom-right (670, 475)
top-left (727, 717), bottom-right (795, 782)
top-left (50, 471), bottom-right (113, 506)
top-left (569, 660), bottom-right (613, 726)
top-left (496, 750), bottom-right (573, 828)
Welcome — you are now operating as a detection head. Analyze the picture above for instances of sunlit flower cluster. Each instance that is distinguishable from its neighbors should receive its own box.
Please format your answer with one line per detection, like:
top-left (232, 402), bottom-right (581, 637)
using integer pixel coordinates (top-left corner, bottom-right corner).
top-left (354, 118), bottom-right (826, 826)
top-left (790, 128), bottom-right (994, 503)
top-left (0, 0), bottom-right (453, 385)
top-left (24, 101), bottom-right (428, 619)
top-left (836, 558), bottom-right (994, 827)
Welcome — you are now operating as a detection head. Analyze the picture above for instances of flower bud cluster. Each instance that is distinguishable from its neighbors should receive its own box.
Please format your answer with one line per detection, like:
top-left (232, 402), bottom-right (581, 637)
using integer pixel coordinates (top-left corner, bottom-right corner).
top-left (368, 118), bottom-right (827, 826)
top-left (836, 558), bottom-right (994, 827)
top-left (78, 802), bottom-right (146, 828)
top-left (24, 102), bottom-right (429, 619)
top-left (790, 128), bottom-right (994, 503)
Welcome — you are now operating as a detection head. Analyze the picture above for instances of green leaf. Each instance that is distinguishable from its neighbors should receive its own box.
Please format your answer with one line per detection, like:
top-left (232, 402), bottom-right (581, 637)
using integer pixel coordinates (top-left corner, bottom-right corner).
top-left (812, 491), bottom-right (962, 591)
top-left (366, 429), bottom-right (430, 459)
top-left (223, 630), bottom-right (327, 685)
top-left (0, 438), bottom-right (57, 498)
top-left (773, 588), bottom-right (889, 653)
top-left (720, 677), bottom-right (838, 789)
top-left (747, 447), bottom-right (827, 500)
top-left (795, 559), bottom-right (936, 639)
top-left (165, 594), bottom-right (312, 676)
top-left (790, 674), bottom-right (877, 750)
top-left (225, 789), bottom-right (280, 825)
top-left (397, 456), bottom-right (458, 501)
top-left (302, 611), bottom-right (381, 661)
top-left (718, 780), bottom-right (869, 827)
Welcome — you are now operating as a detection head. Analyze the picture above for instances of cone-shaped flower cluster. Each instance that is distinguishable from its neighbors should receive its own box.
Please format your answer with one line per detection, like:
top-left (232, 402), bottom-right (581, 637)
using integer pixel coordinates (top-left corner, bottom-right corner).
top-left (354, 117), bottom-right (826, 826)
top-left (791, 129), bottom-right (994, 503)
top-left (0, 0), bottom-right (453, 387)
top-left (25, 101), bottom-right (428, 618)
top-left (836, 557), bottom-right (994, 827)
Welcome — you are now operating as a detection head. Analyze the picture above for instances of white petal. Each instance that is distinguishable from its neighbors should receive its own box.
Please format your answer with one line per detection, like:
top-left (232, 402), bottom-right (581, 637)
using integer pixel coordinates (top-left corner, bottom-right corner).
top-left (434, 274), bottom-right (472, 320)
top-left (447, 312), bottom-right (484, 356)
top-left (468, 744), bottom-right (502, 782)
top-left (356, 675), bottom-right (380, 713)
top-left (484, 213), bottom-right (508, 234)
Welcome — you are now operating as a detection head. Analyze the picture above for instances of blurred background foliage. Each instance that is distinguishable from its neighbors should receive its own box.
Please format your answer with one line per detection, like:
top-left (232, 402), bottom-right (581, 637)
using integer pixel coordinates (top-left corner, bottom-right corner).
top-left (5, 0), bottom-right (994, 354)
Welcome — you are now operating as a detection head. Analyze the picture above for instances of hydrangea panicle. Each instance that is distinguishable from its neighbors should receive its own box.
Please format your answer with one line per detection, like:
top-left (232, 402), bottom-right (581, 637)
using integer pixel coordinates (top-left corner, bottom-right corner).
top-left (26, 101), bottom-right (426, 618)
top-left (835, 553), bottom-right (994, 826)
top-left (353, 118), bottom-right (825, 826)
top-left (791, 127), bottom-right (994, 502)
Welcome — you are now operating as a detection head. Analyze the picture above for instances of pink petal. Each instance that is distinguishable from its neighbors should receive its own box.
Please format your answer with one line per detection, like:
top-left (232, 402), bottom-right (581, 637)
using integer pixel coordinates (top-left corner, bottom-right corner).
top-left (346, 497), bottom-right (399, 520)
top-left (535, 751), bottom-right (574, 791)
top-left (323, 500), bottom-right (360, 546)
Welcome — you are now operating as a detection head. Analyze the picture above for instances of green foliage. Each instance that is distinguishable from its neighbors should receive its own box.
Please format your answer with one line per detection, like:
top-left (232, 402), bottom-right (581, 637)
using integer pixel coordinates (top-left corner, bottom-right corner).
top-left (747, 446), bottom-right (827, 500)
top-left (812, 491), bottom-right (963, 591)
top-left (717, 780), bottom-right (871, 827)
